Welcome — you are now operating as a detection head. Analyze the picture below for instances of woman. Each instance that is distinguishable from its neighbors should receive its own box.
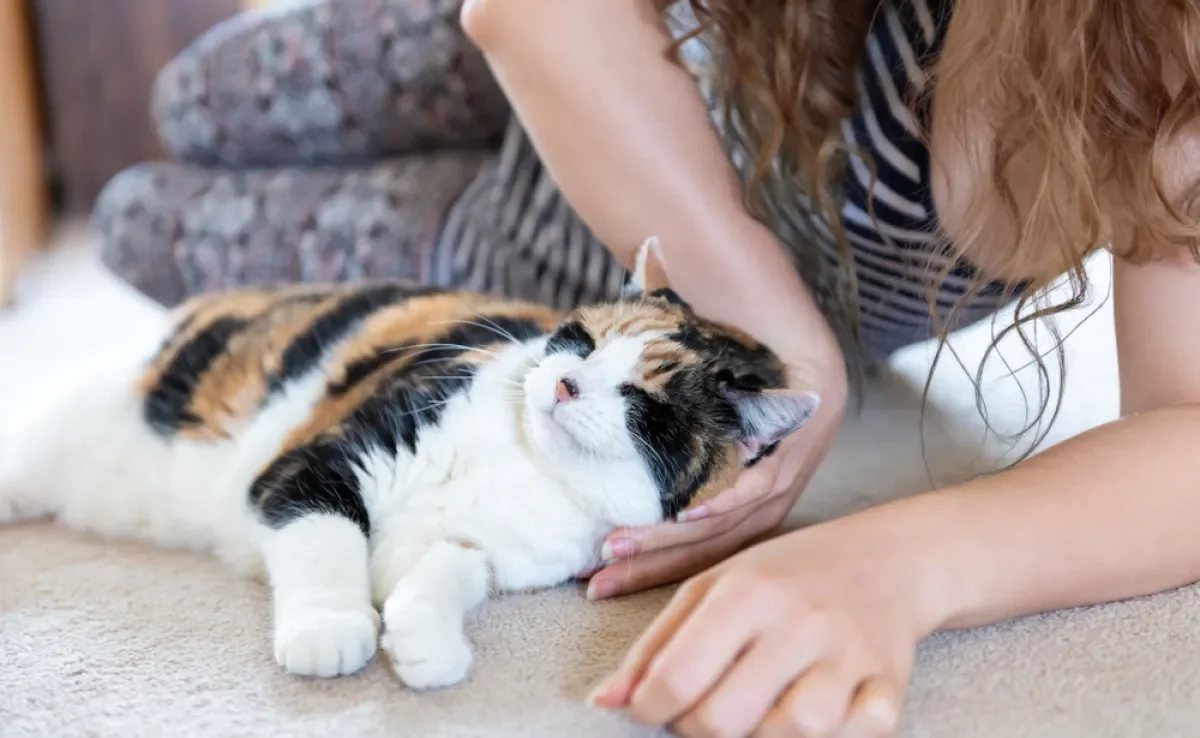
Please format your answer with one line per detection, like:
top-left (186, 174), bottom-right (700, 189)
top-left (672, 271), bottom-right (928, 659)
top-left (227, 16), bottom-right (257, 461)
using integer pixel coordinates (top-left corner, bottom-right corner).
top-left (458, 0), bottom-right (1200, 736)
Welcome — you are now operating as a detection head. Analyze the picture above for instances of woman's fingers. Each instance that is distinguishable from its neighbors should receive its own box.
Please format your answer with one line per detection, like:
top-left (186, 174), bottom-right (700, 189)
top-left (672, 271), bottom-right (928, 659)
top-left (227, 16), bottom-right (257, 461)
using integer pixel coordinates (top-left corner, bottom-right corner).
top-left (602, 505), bottom-right (757, 561)
top-left (587, 496), bottom-right (792, 600)
top-left (586, 526), bottom-right (744, 600)
top-left (624, 585), bottom-right (760, 726)
top-left (669, 634), bottom-right (822, 738)
top-left (622, 569), bottom-right (805, 728)
top-left (587, 574), bottom-right (713, 708)
top-left (754, 662), bottom-right (860, 738)
top-left (841, 676), bottom-right (903, 738)
top-left (601, 459), bottom-right (779, 558)
top-left (574, 563), bottom-right (603, 580)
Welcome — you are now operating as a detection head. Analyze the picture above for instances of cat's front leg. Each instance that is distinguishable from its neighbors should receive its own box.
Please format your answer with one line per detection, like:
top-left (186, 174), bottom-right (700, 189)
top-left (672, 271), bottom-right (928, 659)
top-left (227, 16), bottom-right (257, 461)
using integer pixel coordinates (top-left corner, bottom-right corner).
top-left (254, 445), bottom-right (381, 678)
top-left (378, 540), bottom-right (490, 690)
top-left (263, 514), bottom-right (380, 678)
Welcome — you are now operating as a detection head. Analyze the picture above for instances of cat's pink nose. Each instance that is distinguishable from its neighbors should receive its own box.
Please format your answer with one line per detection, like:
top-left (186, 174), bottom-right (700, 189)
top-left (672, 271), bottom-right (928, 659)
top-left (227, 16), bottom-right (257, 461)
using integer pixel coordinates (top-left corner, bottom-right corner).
top-left (555, 376), bottom-right (580, 403)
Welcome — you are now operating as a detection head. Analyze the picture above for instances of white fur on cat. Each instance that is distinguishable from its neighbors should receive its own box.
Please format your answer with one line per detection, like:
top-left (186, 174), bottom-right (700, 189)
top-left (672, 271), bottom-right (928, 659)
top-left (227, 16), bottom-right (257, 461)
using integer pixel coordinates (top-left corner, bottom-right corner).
top-left (0, 313), bottom-right (669, 689)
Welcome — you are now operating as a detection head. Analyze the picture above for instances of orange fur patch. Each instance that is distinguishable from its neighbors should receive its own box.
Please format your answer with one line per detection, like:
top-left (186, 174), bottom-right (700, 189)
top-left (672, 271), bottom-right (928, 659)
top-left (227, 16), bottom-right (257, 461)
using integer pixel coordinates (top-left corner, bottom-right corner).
top-left (279, 294), bottom-right (560, 453)
top-left (687, 445), bottom-right (743, 508)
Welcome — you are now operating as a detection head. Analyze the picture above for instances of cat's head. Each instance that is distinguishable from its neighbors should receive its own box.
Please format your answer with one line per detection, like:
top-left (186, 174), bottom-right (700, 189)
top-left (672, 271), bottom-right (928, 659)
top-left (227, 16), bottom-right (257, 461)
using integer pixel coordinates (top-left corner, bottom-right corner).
top-left (522, 238), bottom-right (820, 527)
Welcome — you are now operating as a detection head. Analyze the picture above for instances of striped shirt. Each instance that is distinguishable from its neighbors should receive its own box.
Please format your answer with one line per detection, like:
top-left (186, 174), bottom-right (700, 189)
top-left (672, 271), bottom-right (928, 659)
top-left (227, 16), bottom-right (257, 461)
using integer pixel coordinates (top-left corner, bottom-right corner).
top-left (433, 0), bottom-right (1025, 360)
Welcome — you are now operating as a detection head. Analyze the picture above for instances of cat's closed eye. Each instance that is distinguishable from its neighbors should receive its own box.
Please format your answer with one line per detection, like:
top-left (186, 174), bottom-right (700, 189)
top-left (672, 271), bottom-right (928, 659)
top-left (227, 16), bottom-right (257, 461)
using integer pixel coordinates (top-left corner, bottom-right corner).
top-left (545, 321), bottom-right (595, 358)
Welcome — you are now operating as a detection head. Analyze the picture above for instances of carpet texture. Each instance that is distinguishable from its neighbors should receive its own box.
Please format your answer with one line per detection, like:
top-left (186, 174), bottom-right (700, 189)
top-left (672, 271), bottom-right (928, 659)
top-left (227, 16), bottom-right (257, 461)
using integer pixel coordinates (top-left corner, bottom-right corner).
top-left (3, 228), bottom-right (1196, 737)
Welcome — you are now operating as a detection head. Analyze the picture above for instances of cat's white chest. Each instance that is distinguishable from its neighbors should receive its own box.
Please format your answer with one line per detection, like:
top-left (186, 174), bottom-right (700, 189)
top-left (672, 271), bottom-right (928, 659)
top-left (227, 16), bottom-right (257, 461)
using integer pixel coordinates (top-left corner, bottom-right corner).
top-left (365, 381), bottom-right (607, 596)
top-left (408, 447), bottom-right (604, 592)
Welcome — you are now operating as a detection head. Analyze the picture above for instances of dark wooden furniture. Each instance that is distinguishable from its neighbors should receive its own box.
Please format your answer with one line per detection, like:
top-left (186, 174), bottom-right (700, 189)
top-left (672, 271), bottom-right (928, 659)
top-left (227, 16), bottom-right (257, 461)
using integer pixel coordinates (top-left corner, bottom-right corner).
top-left (32, 0), bottom-right (243, 215)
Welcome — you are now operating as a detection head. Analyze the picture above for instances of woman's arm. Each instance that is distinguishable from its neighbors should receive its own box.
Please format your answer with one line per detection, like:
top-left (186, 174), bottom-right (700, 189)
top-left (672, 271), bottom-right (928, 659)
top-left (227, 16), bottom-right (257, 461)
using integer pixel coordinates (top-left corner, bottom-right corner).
top-left (921, 251), bottom-right (1200, 628)
top-left (920, 405), bottom-right (1200, 630)
top-left (461, 0), bottom-right (845, 389)
top-left (587, 249), bottom-right (1200, 737)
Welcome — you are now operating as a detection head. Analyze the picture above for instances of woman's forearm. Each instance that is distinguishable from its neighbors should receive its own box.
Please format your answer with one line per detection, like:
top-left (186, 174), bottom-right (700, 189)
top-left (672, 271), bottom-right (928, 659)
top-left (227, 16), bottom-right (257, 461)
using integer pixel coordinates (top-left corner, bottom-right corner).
top-left (462, 0), bottom-right (845, 387)
top-left (866, 405), bottom-right (1200, 633)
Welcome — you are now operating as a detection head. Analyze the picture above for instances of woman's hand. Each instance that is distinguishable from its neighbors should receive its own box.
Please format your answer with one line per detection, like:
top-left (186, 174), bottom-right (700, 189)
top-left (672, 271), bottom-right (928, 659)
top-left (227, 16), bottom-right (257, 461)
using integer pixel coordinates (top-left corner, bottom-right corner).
top-left (584, 370), bottom-right (847, 601)
top-left (587, 504), bottom-right (956, 738)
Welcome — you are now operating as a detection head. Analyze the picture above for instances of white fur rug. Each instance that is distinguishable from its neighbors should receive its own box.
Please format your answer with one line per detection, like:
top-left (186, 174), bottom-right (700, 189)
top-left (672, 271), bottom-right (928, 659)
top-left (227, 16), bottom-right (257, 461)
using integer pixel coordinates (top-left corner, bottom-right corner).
top-left (6, 226), bottom-right (1198, 737)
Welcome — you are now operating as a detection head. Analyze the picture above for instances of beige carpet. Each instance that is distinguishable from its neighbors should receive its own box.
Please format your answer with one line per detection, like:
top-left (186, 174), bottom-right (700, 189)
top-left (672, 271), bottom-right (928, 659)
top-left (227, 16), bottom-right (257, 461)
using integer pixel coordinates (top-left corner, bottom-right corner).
top-left (3, 226), bottom-right (1196, 737)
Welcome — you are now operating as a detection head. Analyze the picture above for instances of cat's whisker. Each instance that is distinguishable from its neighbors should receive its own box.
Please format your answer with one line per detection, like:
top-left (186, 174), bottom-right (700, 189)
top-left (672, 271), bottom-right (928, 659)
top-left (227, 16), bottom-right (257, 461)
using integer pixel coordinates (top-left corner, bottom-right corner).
top-left (629, 429), bottom-right (670, 481)
top-left (388, 343), bottom-right (503, 362)
top-left (429, 316), bottom-right (526, 349)
top-left (471, 315), bottom-right (526, 347)
top-left (407, 357), bottom-right (470, 371)
top-left (409, 376), bottom-right (478, 382)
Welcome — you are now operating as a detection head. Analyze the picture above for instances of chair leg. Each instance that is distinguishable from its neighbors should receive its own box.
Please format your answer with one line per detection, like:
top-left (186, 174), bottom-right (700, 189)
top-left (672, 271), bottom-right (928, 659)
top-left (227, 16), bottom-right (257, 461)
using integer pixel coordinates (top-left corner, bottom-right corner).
top-left (0, 0), bottom-right (49, 306)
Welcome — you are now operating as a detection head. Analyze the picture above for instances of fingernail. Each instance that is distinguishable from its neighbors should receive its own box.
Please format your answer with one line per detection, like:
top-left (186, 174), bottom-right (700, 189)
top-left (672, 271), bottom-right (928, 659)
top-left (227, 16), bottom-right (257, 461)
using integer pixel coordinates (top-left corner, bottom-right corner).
top-left (676, 505), bottom-right (709, 523)
top-left (865, 698), bottom-right (897, 728)
top-left (586, 673), bottom-right (627, 708)
top-left (587, 578), bottom-right (621, 601)
top-left (600, 538), bottom-right (638, 561)
top-left (585, 683), bottom-right (607, 707)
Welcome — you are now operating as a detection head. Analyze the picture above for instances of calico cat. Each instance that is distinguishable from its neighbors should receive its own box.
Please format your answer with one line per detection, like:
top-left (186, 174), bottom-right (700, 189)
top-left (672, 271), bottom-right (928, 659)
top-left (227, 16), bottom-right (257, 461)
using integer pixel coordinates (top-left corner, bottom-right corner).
top-left (0, 239), bottom-right (818, 689)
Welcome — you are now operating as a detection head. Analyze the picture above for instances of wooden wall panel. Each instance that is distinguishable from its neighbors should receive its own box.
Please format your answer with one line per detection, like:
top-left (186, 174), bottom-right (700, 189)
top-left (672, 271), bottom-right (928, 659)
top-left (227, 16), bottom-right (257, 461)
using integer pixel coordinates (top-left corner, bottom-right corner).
top-left (33, 0), bottom-right (242, 214)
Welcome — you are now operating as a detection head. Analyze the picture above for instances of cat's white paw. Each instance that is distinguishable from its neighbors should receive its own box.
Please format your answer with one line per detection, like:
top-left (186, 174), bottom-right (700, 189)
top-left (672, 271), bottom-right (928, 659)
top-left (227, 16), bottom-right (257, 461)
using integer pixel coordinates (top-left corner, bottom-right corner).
top-left (381, 598), bottom-right (473, 690)
top-left (274, 606), bottom-right (380, 678)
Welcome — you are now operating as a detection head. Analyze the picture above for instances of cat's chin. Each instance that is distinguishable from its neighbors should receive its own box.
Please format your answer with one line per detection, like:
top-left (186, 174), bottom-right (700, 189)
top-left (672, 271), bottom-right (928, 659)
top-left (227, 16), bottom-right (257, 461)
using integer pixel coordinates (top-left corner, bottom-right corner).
top-left (521, 402), bottom-right (589, 462)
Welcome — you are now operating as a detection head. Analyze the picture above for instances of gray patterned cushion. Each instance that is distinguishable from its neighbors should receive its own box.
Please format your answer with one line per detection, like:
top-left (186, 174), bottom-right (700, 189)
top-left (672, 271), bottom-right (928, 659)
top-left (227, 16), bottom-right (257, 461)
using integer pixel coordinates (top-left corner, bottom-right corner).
top-left (153, 0), bottom-right (508, 167)
top-left (94, 0), bottom-right (506, 307)
top-left (94, 154), bottom-right (488, 306)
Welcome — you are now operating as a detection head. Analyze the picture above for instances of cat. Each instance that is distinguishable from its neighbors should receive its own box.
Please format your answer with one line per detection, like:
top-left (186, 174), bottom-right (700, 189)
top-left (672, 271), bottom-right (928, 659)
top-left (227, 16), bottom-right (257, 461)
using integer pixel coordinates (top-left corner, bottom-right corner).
top-left (0, 238), bottom-right (819, 690)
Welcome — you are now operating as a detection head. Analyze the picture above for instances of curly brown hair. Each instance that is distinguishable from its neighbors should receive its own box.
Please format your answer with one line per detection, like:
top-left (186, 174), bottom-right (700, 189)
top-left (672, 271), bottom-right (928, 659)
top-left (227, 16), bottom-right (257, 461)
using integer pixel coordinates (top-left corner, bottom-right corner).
top-left (662, 0), bottom-right (1200, 453)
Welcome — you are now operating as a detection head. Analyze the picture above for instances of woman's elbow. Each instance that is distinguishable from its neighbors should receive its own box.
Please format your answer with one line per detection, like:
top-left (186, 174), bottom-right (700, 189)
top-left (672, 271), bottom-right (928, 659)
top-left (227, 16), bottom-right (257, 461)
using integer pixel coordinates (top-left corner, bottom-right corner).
top-left (460, 0), bottom-right (549, 51)
top-left (459, 0), bottom-right (500, 49)
top-left (461, 0), bottom-right (621, 52)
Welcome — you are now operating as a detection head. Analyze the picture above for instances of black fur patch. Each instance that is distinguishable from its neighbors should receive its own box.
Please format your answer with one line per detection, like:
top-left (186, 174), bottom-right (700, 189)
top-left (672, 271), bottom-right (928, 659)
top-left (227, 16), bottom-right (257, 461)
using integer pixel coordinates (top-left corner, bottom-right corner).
top-left (621, 385), bottom-right (690, 516)
top-left (328, 352), bottom-right (394, 397)
top-left (343, 317), bottom-right (547, 453)
top-left (330, 313), bottom-right (550, 398)
top-left (671, 325), bottom-right (785, 389)
top-left (649, 288), bottom-right (691, 309)
top-left (267, 283), bottom-right (441, 395)
top-left (144, 316), bottom-right (249, 436)
top-left (743, 440), bottom-right (780, 468)
top-left (620, 376), bottom-right (739, 518)
top-left (250, 442), bottom-right (371, 537)
top-left (545, 321), bottom-right (595, 358)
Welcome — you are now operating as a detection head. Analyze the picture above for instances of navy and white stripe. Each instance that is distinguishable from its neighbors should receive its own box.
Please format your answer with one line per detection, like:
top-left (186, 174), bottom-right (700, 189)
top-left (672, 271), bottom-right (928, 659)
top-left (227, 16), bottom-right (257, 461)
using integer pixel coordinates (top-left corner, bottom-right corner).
top-left (433, 123), bottom-right (629, 312)
top-left (433, 0), bottom-right (1024, 360)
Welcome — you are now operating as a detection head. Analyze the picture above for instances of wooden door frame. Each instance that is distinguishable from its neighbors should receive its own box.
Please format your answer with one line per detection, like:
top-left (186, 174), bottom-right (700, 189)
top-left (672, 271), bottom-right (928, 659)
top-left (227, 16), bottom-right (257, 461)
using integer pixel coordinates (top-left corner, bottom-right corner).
top-left (0, 0), bottom-right (49, 305)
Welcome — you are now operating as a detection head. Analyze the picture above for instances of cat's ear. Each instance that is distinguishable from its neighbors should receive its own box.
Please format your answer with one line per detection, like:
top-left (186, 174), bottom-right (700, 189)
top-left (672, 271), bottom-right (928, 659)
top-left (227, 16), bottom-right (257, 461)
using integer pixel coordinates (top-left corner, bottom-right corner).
top-left (623, 237), bottom-right (671, 297)
top-left (727, 388), bottom-right (821, 463)
top-left (623, 237), bottom-right (692, 309)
